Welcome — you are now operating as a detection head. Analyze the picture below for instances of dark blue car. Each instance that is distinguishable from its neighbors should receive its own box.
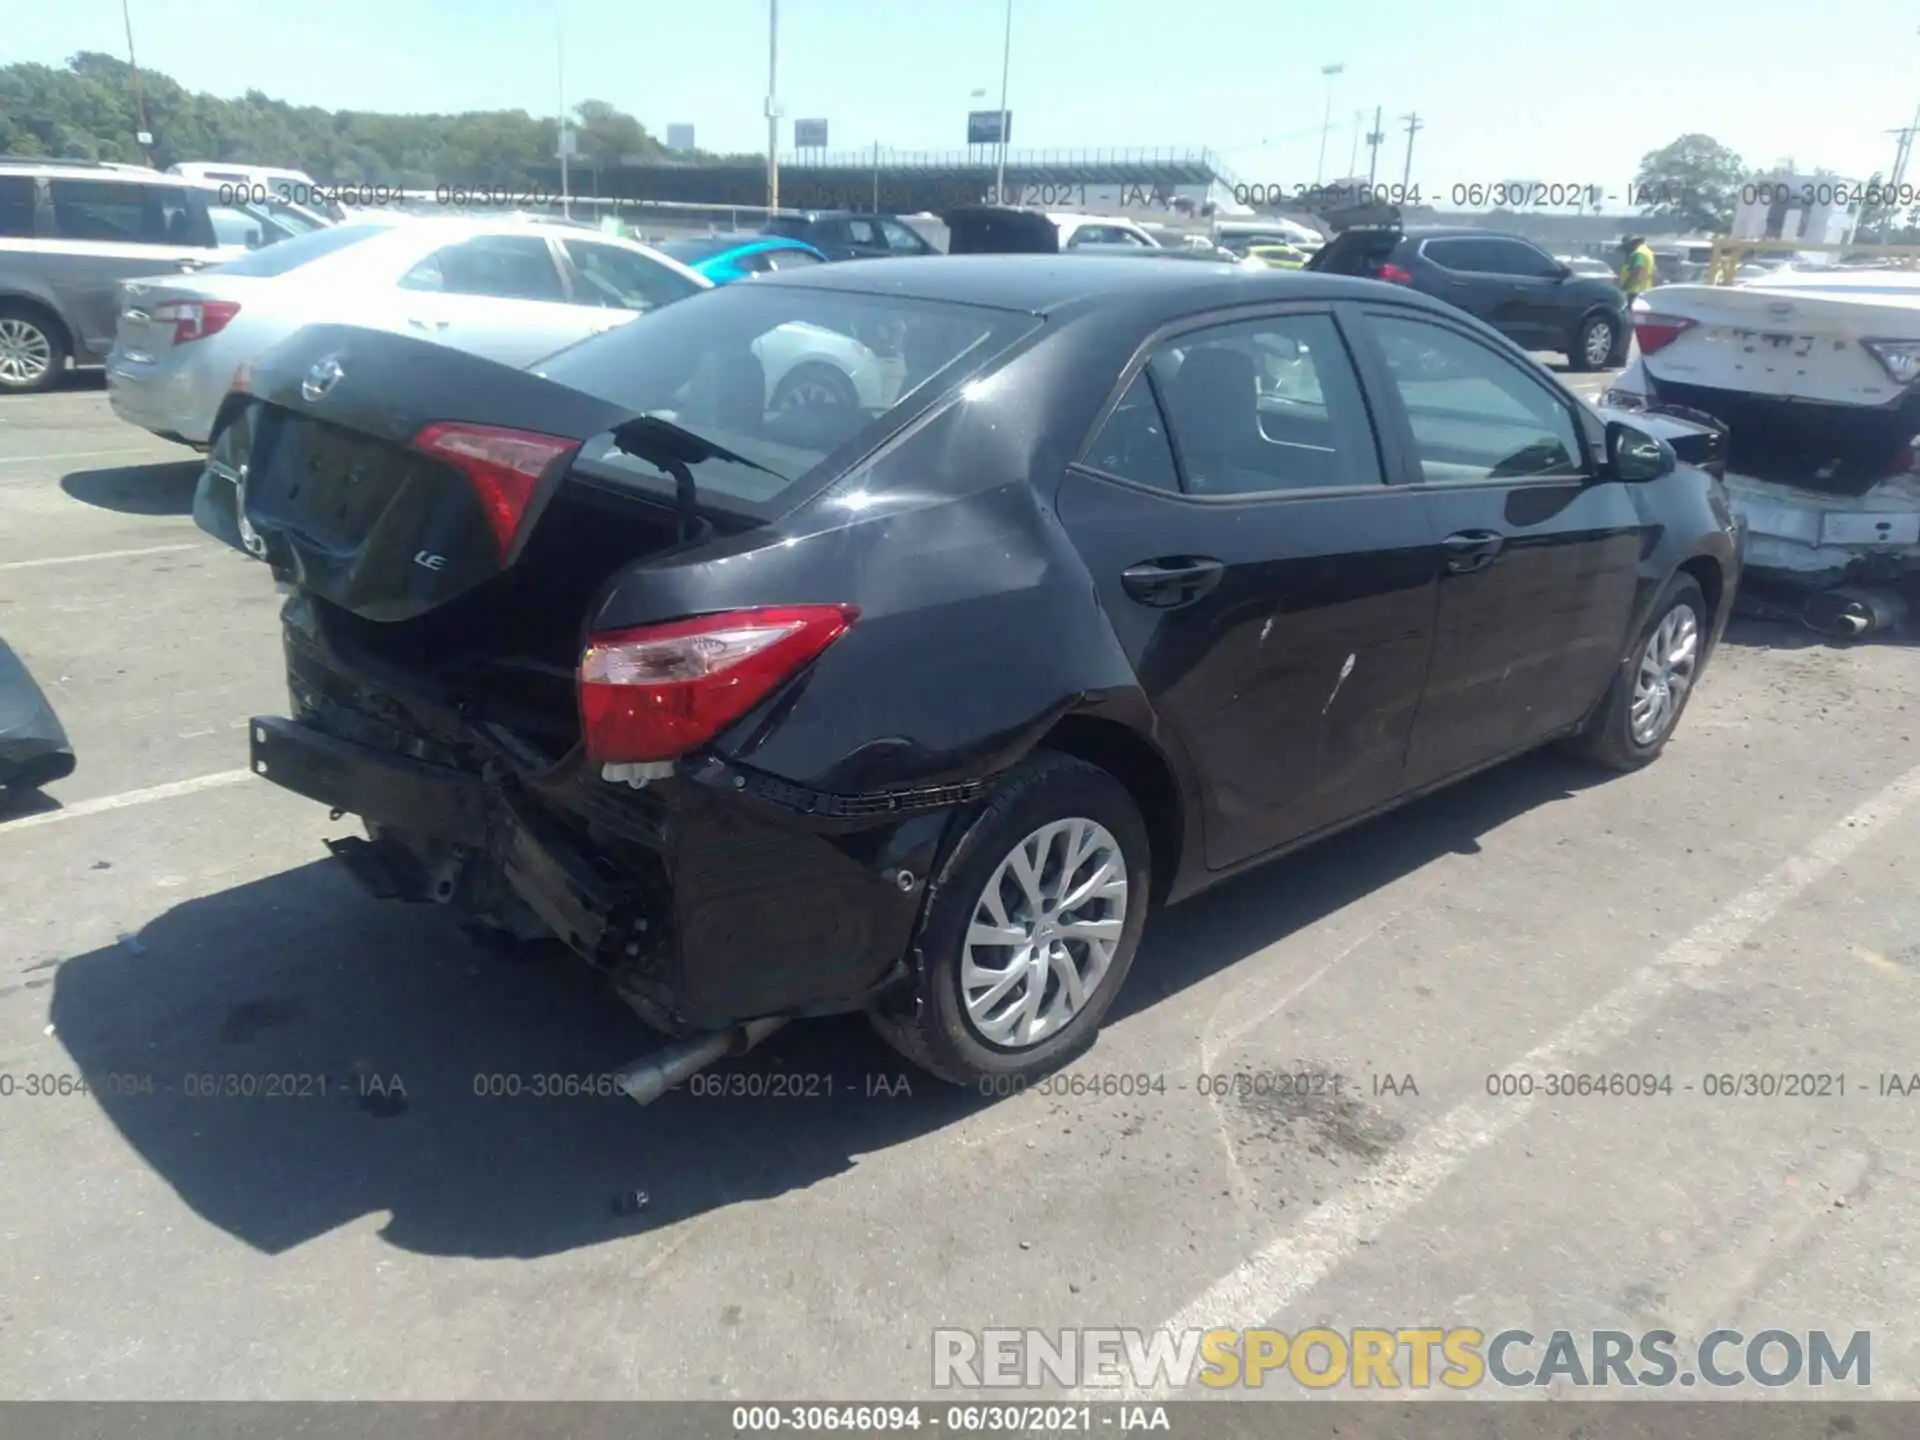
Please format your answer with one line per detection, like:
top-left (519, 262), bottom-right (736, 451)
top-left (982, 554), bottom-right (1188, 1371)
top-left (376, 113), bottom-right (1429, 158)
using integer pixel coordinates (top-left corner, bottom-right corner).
top-left (656, 233), bottom-right (830, 284)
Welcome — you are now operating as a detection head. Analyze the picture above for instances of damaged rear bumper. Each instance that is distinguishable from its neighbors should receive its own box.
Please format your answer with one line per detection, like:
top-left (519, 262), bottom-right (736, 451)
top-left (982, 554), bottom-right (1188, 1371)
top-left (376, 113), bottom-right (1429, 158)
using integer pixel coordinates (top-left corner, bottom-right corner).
top-left (247, 693), bottom-right (962, 1034)
top-left (1722, 470), bottom-right (1920, 588)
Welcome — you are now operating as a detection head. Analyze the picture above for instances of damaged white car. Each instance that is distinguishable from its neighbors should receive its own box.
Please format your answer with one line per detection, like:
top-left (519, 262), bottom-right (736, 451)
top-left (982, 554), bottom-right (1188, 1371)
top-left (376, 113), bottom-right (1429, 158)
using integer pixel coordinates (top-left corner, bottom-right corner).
top-left (1603, 270), bottom-right (1920, 613)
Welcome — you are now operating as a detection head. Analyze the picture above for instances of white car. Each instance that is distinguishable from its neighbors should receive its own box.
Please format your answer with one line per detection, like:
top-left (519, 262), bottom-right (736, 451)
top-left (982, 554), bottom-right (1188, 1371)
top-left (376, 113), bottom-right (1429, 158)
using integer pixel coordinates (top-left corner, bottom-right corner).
top-left (1604, 271), bottom-right (1920, 585)
top-left (106, 217), bottom-right (885, 448)
top-left (1046, 214), bottom-right (1163, 249)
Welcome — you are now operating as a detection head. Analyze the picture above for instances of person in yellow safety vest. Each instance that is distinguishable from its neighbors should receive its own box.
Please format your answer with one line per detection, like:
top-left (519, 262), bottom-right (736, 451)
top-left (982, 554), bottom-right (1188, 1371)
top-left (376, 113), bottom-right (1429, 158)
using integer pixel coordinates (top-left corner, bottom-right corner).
top-left (1618, 235), bottom-right (1657, 300)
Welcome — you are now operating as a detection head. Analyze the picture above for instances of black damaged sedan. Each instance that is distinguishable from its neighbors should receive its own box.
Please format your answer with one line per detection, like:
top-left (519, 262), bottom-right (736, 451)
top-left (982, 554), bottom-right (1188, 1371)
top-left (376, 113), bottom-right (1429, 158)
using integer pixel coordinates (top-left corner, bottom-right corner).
top-left (201, 255), bottom-right (1740, 1089)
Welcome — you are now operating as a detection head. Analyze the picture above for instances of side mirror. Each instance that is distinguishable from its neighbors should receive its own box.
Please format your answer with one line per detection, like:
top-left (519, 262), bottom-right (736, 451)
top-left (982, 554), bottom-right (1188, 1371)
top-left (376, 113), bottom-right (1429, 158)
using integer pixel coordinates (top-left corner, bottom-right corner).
top-left (1552, 262), bottom-right (1572, 280)
top-left (1607, 420), bottom-right (1675, 482)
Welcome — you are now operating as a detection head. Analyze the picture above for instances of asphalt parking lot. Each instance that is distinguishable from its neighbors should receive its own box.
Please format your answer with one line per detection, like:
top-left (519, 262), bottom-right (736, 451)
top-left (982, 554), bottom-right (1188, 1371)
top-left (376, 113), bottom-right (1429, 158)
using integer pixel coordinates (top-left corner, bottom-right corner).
top-left (4, 367), bottom-right (1920, 1404)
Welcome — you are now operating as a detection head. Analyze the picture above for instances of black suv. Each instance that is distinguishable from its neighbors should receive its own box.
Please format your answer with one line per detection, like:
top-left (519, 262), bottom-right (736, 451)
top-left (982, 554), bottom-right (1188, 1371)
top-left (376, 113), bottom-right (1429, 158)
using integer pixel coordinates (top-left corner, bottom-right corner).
top-left (759, 210), bottom-right (937, 260)
top-left (1307, 216), bottom-right (1629, 371)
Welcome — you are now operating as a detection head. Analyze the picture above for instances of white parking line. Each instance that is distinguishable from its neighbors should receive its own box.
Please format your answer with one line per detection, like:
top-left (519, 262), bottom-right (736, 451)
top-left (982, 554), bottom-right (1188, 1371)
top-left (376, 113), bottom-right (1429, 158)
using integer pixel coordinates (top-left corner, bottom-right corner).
top-left (0, 543), bottom-right (199, 572)
top-left (0, 769), bottom-right (253, 834)
top-left (0, 448), bottom-right (163, 465)
top-left (1089, 759), bottom-right (1920, 1401)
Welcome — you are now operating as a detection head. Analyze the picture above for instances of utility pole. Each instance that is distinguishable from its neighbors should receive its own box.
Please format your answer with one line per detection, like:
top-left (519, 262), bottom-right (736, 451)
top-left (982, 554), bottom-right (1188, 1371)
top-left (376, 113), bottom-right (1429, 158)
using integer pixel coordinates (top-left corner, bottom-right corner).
top-left (994, 0), bottom-right (1014, 203)
top-left (1365, 105), bottom-right (1384, 186)
top-left (121, 0), bottom-right (151, 166)
top-left (1314, 63), bottom-right (1345, 185)
top-left (766, 0), bottom-right (781, 211)
top-left (1399, 112), bottom-right (1424, 195)
top-left (873, 140), bottom-right (881, 212)
top-left (1347, 110), bottom-right (1363, 180)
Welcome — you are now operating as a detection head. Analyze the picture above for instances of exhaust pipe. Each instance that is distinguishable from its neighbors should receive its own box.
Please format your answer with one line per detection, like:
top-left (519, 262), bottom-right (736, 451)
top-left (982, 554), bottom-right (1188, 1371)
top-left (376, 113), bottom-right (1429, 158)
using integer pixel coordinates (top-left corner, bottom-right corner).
top-left (612, 1017), bottom-right (788, 1108)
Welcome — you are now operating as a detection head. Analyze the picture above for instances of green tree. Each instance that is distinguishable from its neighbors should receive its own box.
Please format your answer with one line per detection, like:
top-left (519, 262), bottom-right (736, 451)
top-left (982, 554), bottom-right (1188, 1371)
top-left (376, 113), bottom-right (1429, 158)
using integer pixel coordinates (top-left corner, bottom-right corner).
top-left (1633, 133), bottom-right (1745, 233)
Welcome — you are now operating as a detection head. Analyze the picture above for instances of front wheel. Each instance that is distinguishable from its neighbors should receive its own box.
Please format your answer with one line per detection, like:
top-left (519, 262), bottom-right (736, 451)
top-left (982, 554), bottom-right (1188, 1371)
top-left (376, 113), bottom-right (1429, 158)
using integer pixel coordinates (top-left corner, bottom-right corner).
top-left (1570, 312), bottom-right (1619, 373)
top-left (1565, 574), bottom-right (1707, 771)
top-left (871, 753), bottom-right (1151, 1087)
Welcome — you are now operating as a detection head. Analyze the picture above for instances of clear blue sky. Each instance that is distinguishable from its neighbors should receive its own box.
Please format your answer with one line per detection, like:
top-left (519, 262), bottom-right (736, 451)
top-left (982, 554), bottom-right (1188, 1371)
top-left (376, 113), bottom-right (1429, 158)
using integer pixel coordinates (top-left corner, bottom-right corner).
top-left (13, 0), bottom-right (1920, 196)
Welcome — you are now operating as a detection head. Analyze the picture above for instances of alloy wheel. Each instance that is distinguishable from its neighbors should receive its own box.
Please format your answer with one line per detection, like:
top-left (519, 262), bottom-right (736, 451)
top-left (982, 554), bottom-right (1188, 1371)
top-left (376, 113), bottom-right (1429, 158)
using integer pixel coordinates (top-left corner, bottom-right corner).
top-left (1630, 603), bottom-right (1700, 747)
top-left (772, 370), bottom-right (853, 411)
top-left (960, 817), bottom-right (1129, 1049)
top-left (1583, 319), bottom-right (1615, 369)
top-left (0, 319), bottom-right (53, 387)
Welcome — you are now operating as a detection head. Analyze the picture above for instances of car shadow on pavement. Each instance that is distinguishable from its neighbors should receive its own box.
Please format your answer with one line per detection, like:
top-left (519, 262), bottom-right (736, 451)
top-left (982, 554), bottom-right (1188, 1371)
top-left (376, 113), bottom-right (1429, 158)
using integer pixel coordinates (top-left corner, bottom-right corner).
top-left (48, 855), bottom-right (982, 1261)
top-left (60, 461), bottom-right (202, 516)
top-left (49, 748), bottom-right (1600, 1263)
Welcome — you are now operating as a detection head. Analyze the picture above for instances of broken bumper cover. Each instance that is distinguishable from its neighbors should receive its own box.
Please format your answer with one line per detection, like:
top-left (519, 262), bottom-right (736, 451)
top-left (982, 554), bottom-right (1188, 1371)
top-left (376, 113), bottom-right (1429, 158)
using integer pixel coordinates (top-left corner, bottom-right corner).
top-left (246, 712), bottom-right (954, 1032)
top-left (1721, 470), bottom-right (1920, 586)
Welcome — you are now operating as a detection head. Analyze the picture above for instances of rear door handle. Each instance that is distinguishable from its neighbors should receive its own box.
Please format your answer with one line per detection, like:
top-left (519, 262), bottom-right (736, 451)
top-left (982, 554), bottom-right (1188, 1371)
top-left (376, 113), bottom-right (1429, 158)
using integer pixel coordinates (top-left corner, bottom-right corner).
top-left (1441, 530), bottom-right (1505, 574)
top-left (1121, 556), bottom-right (1225, 608)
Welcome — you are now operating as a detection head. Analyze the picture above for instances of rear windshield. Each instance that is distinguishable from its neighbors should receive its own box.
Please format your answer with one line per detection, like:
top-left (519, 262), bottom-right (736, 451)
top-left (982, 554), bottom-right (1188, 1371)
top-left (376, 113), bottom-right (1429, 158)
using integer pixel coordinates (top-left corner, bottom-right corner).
top-left (534, 283), bottom-right (1038, 517)
top-left (209, 223), bottom-right (385, 277)
top-left (660, 235), bottom-right (749, 263)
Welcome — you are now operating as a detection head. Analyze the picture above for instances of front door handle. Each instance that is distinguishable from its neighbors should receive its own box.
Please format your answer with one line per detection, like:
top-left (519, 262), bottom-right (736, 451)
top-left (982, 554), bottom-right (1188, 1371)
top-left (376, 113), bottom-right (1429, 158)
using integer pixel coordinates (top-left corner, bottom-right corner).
top-left (1121, 556), bottom-right (1225, 608)
top-left (407, 315), bottom-right (450, 332)
top-left (1441, 530), bottom-right (1505, 574)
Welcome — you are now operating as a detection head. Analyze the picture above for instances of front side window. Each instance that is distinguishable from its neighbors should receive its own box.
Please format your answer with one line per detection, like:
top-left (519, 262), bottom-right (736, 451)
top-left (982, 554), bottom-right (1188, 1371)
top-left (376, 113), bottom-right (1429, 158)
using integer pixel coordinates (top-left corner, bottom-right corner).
top-left (48, 180), bottom-right (213, 248)
top-left (843, 218), bottom-right (881, 248)
top-left (1366, 313), bottom-right (1586, 483)
top-left (1482, 238), bottom-right (1562, 278)
top-left (400, 234), bottom-right (566, 302)
top-left (1145, 313), bottom-right (1383, 495)
top-left (879, 219), bottom-right (929, 254)
top-left (764, 247), bottom-right (823, 271)
top-left (561, 239), bottom-right (704, 312)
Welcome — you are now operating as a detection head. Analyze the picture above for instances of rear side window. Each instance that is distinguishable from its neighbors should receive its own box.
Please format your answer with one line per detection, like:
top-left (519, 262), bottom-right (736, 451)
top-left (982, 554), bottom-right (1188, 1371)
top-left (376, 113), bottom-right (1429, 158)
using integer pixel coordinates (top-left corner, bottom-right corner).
top-left (844, 218), bottom-right (881, 247)
top-left (211, 222), bottom-right (387, 277)
top-left (764, 247), bottom-right (823, 271)
top-left (1082, 373), bottom-right (1180, 492)
top-left (536, 286), bottom-right (1037, 517)
top-left (48, 180), bottom-right (213, 247)
top-left (1421, 238), bottom-right (1483, 271)
top-left (0, 176), bottom-right (35, 238)
top-left (1146, 313), bottom-right (1383, 495)
top-left (560, 239), bottom-right (703, 312)
top-left (401, 234), bottom-right (566, 302)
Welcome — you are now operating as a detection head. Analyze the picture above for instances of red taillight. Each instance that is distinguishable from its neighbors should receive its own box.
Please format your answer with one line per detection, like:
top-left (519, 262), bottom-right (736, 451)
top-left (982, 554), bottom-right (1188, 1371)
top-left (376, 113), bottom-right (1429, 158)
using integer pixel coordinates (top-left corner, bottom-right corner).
top-left (1632, 313), bottom-right (1697, 355)
top-left (579, 605), bottom-right (858, 764)
top-left (1378, 263), bottom-right (1414, 285)
top-left (153, 299), bottom-right (240, 345)
top-left (409, 422), bottom-right (579, 560)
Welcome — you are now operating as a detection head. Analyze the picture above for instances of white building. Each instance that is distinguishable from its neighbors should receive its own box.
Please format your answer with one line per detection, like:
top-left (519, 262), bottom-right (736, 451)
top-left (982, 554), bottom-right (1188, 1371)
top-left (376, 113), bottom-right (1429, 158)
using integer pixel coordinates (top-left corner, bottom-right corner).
top-left (1730, 172), bottom-right (1860, 247)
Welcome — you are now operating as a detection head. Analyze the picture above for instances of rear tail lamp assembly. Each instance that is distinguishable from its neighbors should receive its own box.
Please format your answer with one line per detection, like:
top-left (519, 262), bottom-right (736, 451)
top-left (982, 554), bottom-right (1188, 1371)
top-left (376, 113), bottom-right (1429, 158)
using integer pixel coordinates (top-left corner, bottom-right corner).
top-left (579, 605), bottom-right (858, 765)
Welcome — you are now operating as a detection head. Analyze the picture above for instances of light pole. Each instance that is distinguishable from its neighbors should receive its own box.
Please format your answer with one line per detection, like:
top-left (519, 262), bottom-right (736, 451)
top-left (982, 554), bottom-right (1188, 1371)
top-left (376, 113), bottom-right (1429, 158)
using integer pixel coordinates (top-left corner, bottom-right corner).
top-left (121, 0), bottom-right (152, 166)
top-left (766, 0), bottom-right (781, 210)
top-left (1314, 63), bottom-right (1345, 186)
top-left (994, 0), bottom-right (1014, 203)
top-left (1348, 110), bottom-right (1363, 180)
top-left (554, 3), bottom-right (571, 217)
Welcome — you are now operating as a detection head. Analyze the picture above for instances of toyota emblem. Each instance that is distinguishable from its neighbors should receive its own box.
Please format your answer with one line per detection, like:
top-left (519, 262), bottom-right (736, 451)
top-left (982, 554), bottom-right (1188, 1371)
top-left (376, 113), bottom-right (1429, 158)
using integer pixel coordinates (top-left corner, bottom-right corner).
top-left (301, 355), bottom-right (346, 403)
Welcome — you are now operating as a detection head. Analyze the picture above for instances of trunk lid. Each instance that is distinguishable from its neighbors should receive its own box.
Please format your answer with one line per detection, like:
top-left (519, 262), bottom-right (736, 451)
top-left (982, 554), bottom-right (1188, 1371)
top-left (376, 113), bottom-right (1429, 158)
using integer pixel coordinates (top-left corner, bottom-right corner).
top-left (1634, 283), bottom-right (1920, 494)
top-left (207, 323), bottom-right (695, 624)
top-left (114, 274), bottom-right (252, 364)
top-left (941, 206), bottom-right (1062, 254)
top-left (1635, 282), bottom-right (1916, 405)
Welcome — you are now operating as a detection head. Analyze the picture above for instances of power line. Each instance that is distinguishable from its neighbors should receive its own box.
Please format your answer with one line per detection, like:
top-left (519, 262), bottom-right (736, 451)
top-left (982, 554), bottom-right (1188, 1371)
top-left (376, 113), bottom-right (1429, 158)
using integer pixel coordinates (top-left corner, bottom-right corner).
top-left (1399, 112), bottom-right (1424, 194)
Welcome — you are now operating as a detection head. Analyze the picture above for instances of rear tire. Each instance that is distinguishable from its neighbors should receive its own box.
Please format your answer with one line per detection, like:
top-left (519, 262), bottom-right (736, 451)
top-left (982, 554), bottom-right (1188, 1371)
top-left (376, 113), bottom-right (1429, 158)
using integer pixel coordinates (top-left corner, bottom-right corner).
top-left (0, 303), bottom-right (68, 395)
top-left (1565, 574), bottom-right (1707, 771)
top-left (870, 752), bottom-right (1150, 1088)
top-left (1570, 311), bottom-right (1619, 373)
top-left (769, 362), bottom-right (859, 413)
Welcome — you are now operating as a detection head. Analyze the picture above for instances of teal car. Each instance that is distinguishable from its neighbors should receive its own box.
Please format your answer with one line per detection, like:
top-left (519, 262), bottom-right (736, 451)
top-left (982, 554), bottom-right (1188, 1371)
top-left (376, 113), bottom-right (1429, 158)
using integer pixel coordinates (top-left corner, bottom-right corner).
top-left (657, 233), bottom-right (830, 284)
